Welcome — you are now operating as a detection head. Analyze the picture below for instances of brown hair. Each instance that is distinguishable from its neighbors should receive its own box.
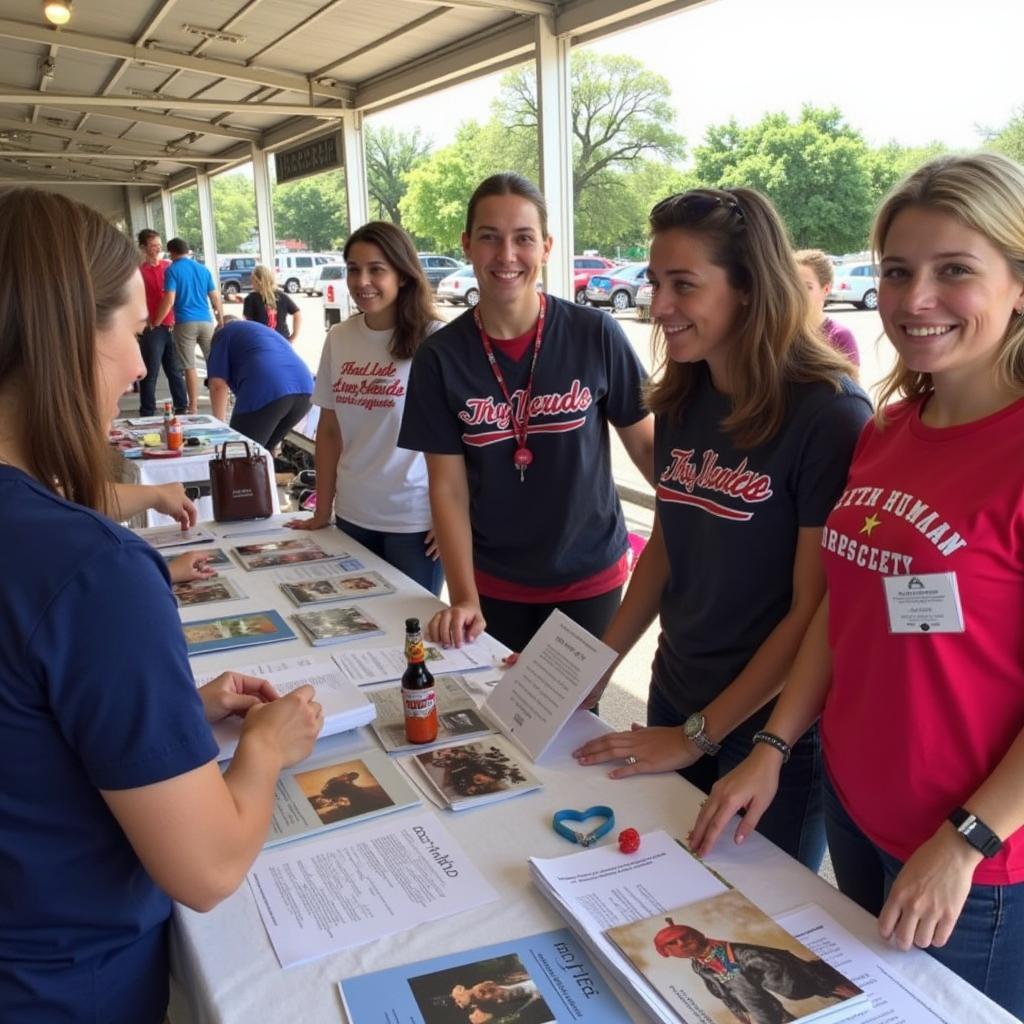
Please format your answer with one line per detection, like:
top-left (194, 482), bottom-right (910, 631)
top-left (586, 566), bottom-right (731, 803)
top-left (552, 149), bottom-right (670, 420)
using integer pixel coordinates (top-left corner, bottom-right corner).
top-left (871, 152), bottom-right (1024, 415)
top-left (644, 188), bottom-right (854, 447)
top-left (343, 221), bottom-right (439, 360)
top-left (465, 173), bottom-right (549, 238)
top-left (137, 228), bottom-right (160, 248)
top-left (794, 248), bottom-right (834, 288)
top-left (0, 189), bottom-right (139, 511)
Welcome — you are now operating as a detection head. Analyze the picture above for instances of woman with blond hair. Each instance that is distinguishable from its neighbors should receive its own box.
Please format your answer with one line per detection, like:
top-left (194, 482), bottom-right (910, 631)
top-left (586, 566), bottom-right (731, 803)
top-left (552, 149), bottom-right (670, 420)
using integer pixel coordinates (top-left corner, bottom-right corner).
top-left (243, 263), bottom-right (302, 342)
top-left (0, 190), bottom-right (322, 1022)
top-left (574, 188), bottom-right (870, 870)
top-left (691, 153), bottom-right (1024, 1017)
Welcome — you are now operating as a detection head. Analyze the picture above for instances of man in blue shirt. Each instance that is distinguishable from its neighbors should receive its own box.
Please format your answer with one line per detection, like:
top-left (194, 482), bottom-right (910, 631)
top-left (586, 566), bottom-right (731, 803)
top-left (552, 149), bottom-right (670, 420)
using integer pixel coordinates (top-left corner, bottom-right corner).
top-left (153, 238), bottom-right (223, 413)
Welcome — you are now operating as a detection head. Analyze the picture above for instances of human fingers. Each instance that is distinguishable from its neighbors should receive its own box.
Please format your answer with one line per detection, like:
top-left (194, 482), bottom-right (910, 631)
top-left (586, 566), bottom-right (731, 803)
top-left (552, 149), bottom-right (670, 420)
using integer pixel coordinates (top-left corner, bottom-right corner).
top-left (425, 609), bottom-right (451, 646)
top-left (228, 672), bottom-right (280, 702)
top-left (464, 608), bottom-right (486, 642)
top-left (689, 768), bottom-right (775, 857)
top-left (181, 495), bottom-right (198, 527)
top-left (572, 730), bottom-right (633, 765)
top-left (424, 530), bottom-right (440, 559)
top-left (217, 692), bottom-right (264, 718)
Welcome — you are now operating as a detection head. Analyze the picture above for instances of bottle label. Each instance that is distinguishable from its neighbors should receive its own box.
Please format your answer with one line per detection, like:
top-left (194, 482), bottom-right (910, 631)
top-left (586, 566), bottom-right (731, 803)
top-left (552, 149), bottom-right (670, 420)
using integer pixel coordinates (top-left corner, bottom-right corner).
top-left (402, 686), bottom-right (436, 718)
top-left (406, 636), bottom-right (427, 664)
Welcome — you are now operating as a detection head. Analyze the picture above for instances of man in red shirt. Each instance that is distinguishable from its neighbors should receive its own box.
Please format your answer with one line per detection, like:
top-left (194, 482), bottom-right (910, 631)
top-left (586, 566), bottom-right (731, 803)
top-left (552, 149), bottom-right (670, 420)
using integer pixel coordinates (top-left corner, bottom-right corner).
top-left (137, 229), bottom-right (188, 415)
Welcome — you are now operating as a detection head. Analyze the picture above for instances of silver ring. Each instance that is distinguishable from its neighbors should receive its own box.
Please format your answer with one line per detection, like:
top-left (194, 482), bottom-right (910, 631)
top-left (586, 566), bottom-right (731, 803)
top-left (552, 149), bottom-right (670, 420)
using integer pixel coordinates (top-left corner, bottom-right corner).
top-left (625, 755), bottom-right (638, 766)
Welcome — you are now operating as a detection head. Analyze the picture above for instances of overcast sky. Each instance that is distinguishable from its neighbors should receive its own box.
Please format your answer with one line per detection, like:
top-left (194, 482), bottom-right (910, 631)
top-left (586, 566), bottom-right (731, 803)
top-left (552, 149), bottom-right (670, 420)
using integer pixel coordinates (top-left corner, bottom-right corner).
top-left (369, 0), bottom-right (1020, 159)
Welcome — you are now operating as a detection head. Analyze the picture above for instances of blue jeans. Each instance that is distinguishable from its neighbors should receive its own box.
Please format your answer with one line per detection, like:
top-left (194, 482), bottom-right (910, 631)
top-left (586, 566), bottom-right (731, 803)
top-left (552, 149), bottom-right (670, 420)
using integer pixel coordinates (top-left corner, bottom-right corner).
top-left (335, 516), bottom-right (443, 596)
top-left (648, 684), bottom-right (826, 871)
top-left (823, 771), bottom-right (1024, 1018)
top-left (138, 326), bottom-right (187, 415)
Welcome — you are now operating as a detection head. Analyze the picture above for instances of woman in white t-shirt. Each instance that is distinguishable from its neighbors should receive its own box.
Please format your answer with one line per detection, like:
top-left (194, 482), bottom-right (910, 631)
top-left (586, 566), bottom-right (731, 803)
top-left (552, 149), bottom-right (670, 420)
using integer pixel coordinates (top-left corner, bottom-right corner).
top-left (287, 222), bottom-right (444, 595)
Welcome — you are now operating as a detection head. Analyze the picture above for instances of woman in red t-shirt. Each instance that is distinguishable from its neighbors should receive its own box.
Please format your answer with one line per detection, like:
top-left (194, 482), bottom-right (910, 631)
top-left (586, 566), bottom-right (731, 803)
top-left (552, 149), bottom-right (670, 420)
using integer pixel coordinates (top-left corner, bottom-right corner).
top-left (691, 152), bottom-right (1024, 1018)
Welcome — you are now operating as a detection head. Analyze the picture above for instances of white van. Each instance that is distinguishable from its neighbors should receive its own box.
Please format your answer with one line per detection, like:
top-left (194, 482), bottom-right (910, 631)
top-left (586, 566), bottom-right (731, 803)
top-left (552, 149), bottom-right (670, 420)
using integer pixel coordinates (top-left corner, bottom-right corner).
top-left (274, 253), bottom-right (341, 295)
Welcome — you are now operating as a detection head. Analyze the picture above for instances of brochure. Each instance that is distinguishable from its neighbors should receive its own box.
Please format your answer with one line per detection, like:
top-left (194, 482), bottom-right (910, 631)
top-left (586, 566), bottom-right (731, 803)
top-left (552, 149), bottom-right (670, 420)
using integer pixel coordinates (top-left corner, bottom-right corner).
top-left (269, 556), bottom-right (365, 582)
top-left (193, 653), bottom-right (376, 760)
top-left (332, 639), bottom-right (498, 686)
top-left (411, 735), bottom-right (542, 811)
top-left (294, 605), bottom-right (384, 646)
top-left (606, 890), bottom-right (866, 1024)
top-left (231, 537), bottom-right (344, 571)
top-left (182, 609), bottom-right (295, 656)
top-left (173, 575), bottom-right (247, 608)
top-left (367, 675), bottom-right (494, 754)
top-left (265, 746), bottom-right (419, 848)
top-left (339, 928), bottom-right (633, 1024)
top-left (248, 810), bottom-right (499, 967)
top-left (135, 524), bottom-right (216, 550)
top-left (280, 569), bottom-right (395, 606)
top-left (162, 547), bottom-right (232, 569)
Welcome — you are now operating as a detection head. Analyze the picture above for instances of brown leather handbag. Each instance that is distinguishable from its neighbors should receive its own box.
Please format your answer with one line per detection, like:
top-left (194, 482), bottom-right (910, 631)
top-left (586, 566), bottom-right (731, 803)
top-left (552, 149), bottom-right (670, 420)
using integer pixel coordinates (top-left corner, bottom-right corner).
top-left (209, 441), bottom-right (273, 521)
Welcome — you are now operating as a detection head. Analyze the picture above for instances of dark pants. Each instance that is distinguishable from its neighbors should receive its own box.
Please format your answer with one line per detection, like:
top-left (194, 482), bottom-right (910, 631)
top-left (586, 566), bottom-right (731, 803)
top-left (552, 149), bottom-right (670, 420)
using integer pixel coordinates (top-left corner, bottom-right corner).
top-left (648, 684), bottom-right (826, 871)
top-left (230, 393), bottom-right (311, 451)
top-left (478, 586), bottom-right (622, 653)
top-left (138, 326), bottom-right (187, 415)
top-left (823, 772), bottom-right (1024, 1018)
top-left (336, 516), bottom-right (443, 596)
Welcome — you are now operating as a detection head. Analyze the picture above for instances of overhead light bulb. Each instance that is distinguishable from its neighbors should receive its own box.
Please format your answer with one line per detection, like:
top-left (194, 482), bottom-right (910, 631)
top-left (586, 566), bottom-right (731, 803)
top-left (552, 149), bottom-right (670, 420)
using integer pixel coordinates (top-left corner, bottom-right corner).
top-left (43, 0), bottom-right (72, 26)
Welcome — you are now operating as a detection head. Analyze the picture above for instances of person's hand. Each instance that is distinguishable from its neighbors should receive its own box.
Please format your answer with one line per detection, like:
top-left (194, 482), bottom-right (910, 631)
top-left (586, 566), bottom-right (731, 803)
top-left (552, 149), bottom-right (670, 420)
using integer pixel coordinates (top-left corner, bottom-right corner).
top-left (151, 482), bottom-right (197, 529)
top-left (688, 744), bottom-right (783, 857)
top-left (198, 671), bottom-right (279, 724)
top-left (424, 529), bottom-right (439, 560)
top-left (877, 826), bottom-right (981, 950)
top-left (285, 511), bottom-right (332, 531)
top-left (167, 550), bottom-right (217, 584)
top-left (240, 683), bottom-right (323, 767)
top-left (573, 723), bottom-right (701, 778)
top-left (426, 601), bottom-right (486, 648)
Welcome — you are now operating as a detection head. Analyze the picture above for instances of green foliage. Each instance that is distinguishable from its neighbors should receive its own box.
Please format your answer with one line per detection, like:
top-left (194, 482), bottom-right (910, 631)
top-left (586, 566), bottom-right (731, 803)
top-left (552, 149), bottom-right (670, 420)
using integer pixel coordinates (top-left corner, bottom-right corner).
top-left (693, 106), bottom-right (873, 253)
top-left (172, 186), bottom-right (200, 254)
top-left (272, 171), bottom-right (347, 250)
top-left (365, 124), bottom-right (433, 226)
top-left (988, 106), bottom-right (1024, 164)
top-left (864, 140), bottom-right (949, 207)
top-left (210, 172), bottom-right (257, 252)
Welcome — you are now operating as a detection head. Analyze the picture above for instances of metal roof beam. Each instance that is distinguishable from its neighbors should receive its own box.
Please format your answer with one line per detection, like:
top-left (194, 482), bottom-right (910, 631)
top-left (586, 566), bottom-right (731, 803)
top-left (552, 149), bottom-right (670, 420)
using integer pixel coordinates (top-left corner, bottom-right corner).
top-left (0, 149), bottom-right (229, 163)
top-left (0, 17), bottom-right (352, 102)
top-left (398, 0), bottom-right (554, 13)
top-left (555, 0), bottom-right (702, 37)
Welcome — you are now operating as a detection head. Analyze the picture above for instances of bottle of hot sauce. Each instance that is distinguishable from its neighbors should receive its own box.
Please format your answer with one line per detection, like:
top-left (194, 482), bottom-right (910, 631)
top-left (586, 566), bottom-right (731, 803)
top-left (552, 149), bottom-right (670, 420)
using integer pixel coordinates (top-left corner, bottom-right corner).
top-left (166, 409), bottom-right (183, 451)
top-left (402, 617), bottom-right (438, 744)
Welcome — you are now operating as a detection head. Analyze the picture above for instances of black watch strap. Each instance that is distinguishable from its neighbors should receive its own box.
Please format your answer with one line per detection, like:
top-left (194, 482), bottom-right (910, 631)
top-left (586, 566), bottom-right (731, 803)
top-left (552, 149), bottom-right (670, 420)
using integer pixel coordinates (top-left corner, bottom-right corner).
top-left (948, 807), bottom-right (1003, 858)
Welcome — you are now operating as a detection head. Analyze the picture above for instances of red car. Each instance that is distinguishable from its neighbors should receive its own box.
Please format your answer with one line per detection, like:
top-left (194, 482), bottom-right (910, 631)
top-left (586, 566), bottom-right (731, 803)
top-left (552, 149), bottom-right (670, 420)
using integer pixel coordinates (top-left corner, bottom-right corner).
top-left (572, 255), bottom-right (616, 303)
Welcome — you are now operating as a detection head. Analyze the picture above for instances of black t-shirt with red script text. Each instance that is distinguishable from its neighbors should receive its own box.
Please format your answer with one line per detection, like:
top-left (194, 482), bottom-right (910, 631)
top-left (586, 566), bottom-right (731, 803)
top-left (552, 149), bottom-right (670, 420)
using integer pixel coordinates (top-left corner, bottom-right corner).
top-left (651, 363), bottom-right (871, 722)
top-left (398, 297), bottom-right (647, 588)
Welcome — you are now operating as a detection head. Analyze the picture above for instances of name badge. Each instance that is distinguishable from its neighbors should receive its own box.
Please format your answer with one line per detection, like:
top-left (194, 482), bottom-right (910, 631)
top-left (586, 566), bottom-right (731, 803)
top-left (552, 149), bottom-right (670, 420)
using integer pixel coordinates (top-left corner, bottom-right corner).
top-left (883, 572), bottom-right (964, 634)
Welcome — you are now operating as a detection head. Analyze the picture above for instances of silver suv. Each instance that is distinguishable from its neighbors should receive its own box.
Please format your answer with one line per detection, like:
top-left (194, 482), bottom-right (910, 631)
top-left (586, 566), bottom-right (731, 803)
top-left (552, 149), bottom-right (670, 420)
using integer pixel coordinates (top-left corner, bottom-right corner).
top-left (829, 261), bottom-right (879, 310)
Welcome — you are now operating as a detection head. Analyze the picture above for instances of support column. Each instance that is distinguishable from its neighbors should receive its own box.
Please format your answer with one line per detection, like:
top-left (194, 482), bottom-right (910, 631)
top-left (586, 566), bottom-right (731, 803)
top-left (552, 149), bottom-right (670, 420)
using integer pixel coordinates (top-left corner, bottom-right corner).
top-left (195, 171), bottom-right (220, 291)
top-left (534, 15), bottom-right (573, 300)
top-left (342, 110), bottom-right (369, 235)
top-left (250, 143), bottom-right (276, 267)
top-left (126, 187), bottom-right (148, 239)
top-left (160, 187), bottom-right (176, 241)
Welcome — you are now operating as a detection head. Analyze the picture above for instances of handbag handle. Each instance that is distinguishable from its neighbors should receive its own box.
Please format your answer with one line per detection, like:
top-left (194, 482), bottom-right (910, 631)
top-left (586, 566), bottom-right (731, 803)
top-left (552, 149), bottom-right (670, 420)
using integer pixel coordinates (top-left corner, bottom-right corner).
top-left (216, 440), bottom-right (256, 460)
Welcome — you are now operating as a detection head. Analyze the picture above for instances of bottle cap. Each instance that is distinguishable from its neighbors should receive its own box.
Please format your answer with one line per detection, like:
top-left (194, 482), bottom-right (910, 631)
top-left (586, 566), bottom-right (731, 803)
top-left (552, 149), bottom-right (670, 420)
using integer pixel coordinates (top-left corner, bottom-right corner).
top-left (405, 617), bottom-right (420, 631)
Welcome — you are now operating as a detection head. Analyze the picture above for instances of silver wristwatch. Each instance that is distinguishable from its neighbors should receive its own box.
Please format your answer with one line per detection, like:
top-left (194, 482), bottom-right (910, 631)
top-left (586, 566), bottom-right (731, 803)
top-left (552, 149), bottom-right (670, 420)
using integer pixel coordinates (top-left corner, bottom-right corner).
top-left (683, 712), bottom-right (721, 756)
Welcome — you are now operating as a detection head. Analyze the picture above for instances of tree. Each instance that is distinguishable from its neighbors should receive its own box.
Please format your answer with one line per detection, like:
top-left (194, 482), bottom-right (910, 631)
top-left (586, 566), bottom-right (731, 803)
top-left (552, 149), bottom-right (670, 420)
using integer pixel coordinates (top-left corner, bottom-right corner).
top-left (210, 172), bottom-right (257, 252)
top-left (987, 106), bottom-right (1024, 164)
top-left (272, 171), bottom-right (347, 250)
top-left (693, 106), bottom-right (873, 254)
top-left (864, 140), bottom-right (948, 208)
top-left (365, 124), bottom-right (432, 226)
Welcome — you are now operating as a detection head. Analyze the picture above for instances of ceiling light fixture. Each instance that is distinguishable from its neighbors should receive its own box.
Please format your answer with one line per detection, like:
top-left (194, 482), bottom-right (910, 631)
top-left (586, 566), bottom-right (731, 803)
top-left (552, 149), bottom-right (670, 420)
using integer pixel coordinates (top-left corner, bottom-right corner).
top-left (181, 24), bottom-right (245, 44)
top-left (43, 0), bottom-right (72, 26)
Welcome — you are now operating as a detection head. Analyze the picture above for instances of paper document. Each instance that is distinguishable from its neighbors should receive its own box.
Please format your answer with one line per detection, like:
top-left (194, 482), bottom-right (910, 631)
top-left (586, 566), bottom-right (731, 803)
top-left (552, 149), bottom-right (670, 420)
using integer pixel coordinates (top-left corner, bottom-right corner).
top-left (248, 811), bottom-right (499, 967)
top-left (332, 641), bottom-right (496, 686)
top-left (269, 557), bottom-right (365, 582)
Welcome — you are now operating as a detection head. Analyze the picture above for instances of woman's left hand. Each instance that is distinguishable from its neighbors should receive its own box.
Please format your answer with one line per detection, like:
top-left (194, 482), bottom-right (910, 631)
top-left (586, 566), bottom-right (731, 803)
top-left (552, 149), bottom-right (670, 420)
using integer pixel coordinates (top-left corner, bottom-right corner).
top-left (152, 482), bottom-right (198, 529)
top-left (198, 671), bottom-right (280, 724)
top-left (877, 826), bottom-right (981, 950)
top-left (573, 722), bottom-right (701, 778)
top-left (167, 550), bottom-right (217, 584)
top-left (424, 530), bottom-right (440, 560)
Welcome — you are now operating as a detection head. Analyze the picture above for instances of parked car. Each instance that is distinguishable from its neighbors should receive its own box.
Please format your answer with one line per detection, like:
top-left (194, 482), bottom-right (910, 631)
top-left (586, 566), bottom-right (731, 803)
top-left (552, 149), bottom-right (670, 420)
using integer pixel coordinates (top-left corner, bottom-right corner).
top-left (828, 260), bottom-right (880, 310)
top-left (319, 264), bottom-right (352, 329)
top-left (274, 253), bottom-right (340, 295)
top-left (572, 255), bottom-right (616, 303)
top-left (418, 253), bottom-right (464, 291)
top-left (586, 262), bottom-right (649, 310)
top-left (437, 265), bottom-right (480, 306)
top-left (635, 282), bottom-right (653, 322)
top-left (218, 255), bottom-right (257, 297)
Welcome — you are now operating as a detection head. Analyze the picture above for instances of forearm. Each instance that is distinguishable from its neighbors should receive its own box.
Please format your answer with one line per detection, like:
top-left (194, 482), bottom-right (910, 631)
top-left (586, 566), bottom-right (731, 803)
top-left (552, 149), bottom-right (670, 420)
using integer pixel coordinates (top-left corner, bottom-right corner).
top-left (110, 482), bottom-right (158, 519)
top-left (428, 476), bottom-right (477, 607)
top-left (210, 292), bottom-right (224, 324)
top-left (962, 726), bottom-right (1024, 842)
top-left (289, 311), bottom-right (302, 343)
top-left (153, 294), bottom-right (173, 325)
top-left (208, 380), bottom-right (230, 422)
top-left (313, 413), bottom-right (342, 513)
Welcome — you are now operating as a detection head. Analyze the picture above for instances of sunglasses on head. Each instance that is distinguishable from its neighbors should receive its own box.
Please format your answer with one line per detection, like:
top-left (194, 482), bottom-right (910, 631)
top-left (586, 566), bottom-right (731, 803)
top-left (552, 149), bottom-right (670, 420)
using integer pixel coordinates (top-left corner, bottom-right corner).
top-left (650, 190), bottom-right (746, 225)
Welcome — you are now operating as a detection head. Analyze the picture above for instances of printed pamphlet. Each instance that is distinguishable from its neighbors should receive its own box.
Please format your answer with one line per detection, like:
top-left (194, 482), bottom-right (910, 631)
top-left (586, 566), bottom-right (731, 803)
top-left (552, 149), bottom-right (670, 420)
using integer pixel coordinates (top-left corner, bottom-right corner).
top-left (173, 575), bottom-right (247, 608)
top-left (294, 604), bottom-right (384, 646)
top-left (182, 609), bottom-right (295, 656)
top-left (339, 928), bottom-right (633, 1024)
top-left (269, 556), bottom-right (365, 582)
top-left (332, 639), bottom-right (496, 686)
top-left (135, 524), bottom-right (216, 550)
top-left (162, 547), bottom-right (232, 569)
top-left (232, 536), bottom-right (343, 571)
top-left (280, 569), bottom-right (395, 606)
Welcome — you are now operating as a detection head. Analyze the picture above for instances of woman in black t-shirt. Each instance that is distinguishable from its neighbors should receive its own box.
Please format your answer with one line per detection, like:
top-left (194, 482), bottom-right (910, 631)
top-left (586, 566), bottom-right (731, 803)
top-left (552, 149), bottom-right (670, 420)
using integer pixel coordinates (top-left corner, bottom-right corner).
top-left (243, 264), bottom-right (302, 341)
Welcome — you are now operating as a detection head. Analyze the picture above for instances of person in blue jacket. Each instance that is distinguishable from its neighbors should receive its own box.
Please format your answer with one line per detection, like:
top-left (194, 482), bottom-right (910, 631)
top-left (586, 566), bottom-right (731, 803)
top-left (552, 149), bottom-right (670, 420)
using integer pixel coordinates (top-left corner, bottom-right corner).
top-left (206, 318), bottom-right (314, 449)
top-left (0, 189), bottom-right (323, 1024)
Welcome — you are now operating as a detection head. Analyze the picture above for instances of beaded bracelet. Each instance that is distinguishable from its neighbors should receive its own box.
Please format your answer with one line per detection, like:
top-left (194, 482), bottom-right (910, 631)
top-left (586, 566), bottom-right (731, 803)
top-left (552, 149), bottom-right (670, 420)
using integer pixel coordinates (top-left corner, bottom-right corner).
top-left (752, 731), bottom-right (792, 763)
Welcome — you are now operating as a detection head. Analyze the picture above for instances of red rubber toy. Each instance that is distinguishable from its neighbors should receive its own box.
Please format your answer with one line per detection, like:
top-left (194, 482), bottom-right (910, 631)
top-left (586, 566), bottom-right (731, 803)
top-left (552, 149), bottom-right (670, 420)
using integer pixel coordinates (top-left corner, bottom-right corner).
top-left (618, 828), bottom-right (640, 854)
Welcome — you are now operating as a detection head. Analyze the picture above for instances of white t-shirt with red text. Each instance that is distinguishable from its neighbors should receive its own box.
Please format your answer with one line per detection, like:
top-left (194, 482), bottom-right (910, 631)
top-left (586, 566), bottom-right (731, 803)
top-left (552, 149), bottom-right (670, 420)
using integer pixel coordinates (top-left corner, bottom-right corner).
top-left (313, 316), bottom-right (437, 532)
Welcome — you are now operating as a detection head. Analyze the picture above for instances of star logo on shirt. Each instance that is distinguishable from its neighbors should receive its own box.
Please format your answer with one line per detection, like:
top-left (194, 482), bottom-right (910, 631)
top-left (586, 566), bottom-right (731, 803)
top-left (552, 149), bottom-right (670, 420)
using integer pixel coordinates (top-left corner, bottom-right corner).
top-left (860, 514), bottom-right (881, 536)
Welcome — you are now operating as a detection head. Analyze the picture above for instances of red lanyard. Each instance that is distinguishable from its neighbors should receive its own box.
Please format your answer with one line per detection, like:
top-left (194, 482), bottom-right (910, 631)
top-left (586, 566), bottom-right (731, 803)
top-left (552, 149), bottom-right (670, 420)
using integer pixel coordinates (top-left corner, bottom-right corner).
top-left (474, 294), bottom-right (547, 482)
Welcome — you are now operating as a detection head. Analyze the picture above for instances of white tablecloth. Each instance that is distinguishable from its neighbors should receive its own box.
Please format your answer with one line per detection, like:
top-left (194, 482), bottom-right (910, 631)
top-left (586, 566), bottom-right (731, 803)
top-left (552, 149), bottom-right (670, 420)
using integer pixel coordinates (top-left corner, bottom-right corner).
top-left (167, 517), bottom-right (1013, 1024)
top-left (112, 417), bottom-right (280, 527)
